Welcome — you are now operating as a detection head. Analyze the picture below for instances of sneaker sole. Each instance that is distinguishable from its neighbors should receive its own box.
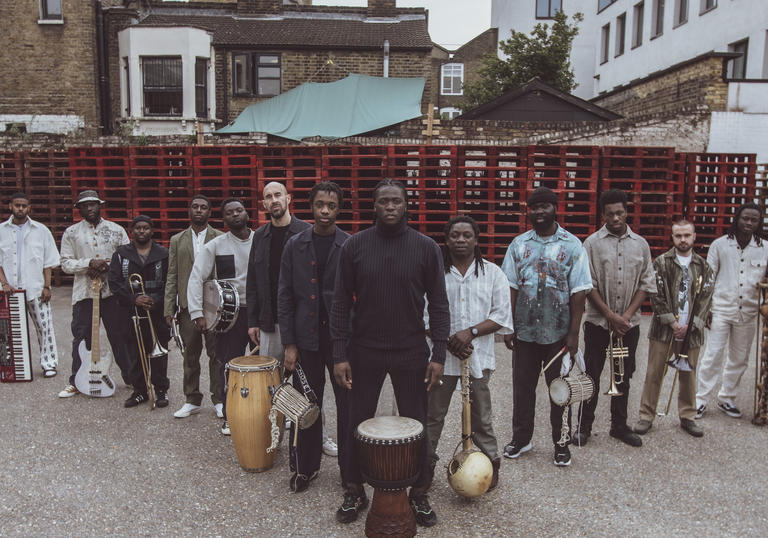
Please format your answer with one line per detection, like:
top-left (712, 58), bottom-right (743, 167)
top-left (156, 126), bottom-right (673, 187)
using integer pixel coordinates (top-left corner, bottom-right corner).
top-left (174, 409), bottom-right (201, 418)
top-left (717, 405), bottom-right (742, 418)
top-left (554, 458), bottom-right (572, 467)
top-left (503, 442), bottom-right (532, 459)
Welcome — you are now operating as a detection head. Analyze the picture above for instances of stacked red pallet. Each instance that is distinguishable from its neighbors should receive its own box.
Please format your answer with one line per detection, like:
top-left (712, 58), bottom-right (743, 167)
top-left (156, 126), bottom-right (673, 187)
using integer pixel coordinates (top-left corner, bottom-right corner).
top-left (388, 145), bottom-right (457, 244)
top-left (0, 150), bottom-right (24, 204)
top-left (321, 145), bottom-right (388, 233)
top-left (456, 146), bottom-right (527, 265)
top-left (527, 145), bottom-right (599, 241)
top-left (599, 146), bottom-right (683, 258)
top-left (686, 152), bottom-right (758, 254)
top-left (69, 147), bottom-right (132, 229)
top-left (194, 146), bottom-right (260, 232)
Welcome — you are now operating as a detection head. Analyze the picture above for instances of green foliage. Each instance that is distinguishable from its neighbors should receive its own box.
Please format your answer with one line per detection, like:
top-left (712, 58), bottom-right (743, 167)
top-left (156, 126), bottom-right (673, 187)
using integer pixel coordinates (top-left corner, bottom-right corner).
top-left (460, 11), bottom-right (583, 112)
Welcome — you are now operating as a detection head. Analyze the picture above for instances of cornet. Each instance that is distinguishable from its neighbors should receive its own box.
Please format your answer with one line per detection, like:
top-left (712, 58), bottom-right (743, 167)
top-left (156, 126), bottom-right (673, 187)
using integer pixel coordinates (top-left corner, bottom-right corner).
top-left (605, 330), bottom-right (627, 397)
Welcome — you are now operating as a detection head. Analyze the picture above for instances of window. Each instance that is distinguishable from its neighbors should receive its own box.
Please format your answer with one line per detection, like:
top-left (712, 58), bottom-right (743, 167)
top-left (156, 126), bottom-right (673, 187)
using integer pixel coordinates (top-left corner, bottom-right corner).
top-left (40, 0), bottom-right (62, 20)
top-left (536, 0), bottom-right (562, 19)
top-left (674, 0), bottom-right (688, 26)
top-left (232, 52), bottom-right (281, 97)
top-left (651, 0), bottom-right (664, 38)
top-left (195, 58), bottom-right (208, 119)
top-left (123, 58), bottom-right (131, 116)
top-left (441, 63), bottom-right (464, 95)
top-left (600, 24), bottom-right (610, 64)
top-left (632, 2), bottom-right (644, 48)
top-left (142, 57), bottom-right (183, 116)
top-left (615, 13), bottom-right (626, 56)
top-left (598, 0), bottom-right (618, 11)
top-left (700, 0), bottom-right (716, 13)
top-left (727, 39), bottom-right (748, 79)
top-left (440, 107), bottom-right (461, 120)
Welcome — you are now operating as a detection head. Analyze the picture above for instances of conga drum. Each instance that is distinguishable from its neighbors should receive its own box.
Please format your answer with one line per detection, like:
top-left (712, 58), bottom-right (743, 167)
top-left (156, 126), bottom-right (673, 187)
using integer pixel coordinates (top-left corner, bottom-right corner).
top-left (355, 416), bottom-right (424, 538)
top-left (225, 356), bottom-right (279, 472)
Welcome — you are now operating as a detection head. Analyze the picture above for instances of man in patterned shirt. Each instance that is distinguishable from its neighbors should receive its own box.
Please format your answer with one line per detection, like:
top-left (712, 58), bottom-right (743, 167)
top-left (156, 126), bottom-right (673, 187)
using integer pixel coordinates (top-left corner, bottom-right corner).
top-left (501, 187), bottom-right (592, 467)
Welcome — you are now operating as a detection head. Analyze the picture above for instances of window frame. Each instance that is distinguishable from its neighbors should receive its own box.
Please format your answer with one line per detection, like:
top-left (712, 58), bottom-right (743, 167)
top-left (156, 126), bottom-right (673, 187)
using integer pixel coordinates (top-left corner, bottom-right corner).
top-left (440, 63), bottom-right (464, 96)
top-left (598, 0), bottom-right (619, 13)
top-left (195, 58), bottom-right (209, 119)
top-left (700, 0), bottom-right (717, 15)
top-left (232, 52), bottom-right (282, 98)
top-left (632, 1), bottom-right (645, 49)
top-left (651, 0), bottom-right (664, 39)
top-left (141, 56), bottom-right (184, 117)
top-left (615, 13), bottom-right (626, 57)
top-left (600, 23), bottom-right (611, 64)
top-left (727, 39), bottom-right (749, 80)
top-left (535, 0), bottom-right (562, 20)
top-left (39, 0), bottom-right (63, 22)
top-left (674, 0), bottom-right (688, 27)
top-left (439, 107), bottom-right (462, 120)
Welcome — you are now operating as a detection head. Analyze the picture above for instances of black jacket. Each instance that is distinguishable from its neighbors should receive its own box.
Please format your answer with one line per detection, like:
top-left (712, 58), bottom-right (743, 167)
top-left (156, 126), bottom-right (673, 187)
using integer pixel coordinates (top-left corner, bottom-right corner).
top-left (246, 216), bottom-right (311, 331)
top-left (108, 240), bottom-right (169, 317)
top-left (277, 227), bottom-right (349, 351)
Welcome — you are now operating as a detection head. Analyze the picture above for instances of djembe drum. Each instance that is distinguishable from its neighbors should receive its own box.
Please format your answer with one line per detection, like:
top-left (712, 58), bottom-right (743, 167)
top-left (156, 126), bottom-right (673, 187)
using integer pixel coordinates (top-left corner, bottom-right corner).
top-left (355, 416), bottom-right (424, 538)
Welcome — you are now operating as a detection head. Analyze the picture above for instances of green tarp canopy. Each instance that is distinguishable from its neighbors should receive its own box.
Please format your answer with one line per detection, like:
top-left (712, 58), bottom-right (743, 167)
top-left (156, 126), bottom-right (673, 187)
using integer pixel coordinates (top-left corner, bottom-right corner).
top-left (216, 73), bottom-right (425, 141)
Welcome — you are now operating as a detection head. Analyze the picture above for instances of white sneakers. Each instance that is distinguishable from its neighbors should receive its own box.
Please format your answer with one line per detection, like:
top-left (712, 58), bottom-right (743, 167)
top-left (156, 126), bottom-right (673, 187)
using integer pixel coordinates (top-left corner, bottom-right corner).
top-left (58, 385), bottom-right (79, 398)
top-left (173, 403), bottom-right (201, 418)
top-left (323, 436), bottom-right (339, 457)
top-left (215, 403), bottom-right (224, 418)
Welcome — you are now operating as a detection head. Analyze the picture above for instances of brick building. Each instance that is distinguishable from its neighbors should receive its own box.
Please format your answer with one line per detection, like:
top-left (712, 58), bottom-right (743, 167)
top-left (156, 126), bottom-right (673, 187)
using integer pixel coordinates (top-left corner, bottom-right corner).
top-left (105, 0), bottom-right (433, 136)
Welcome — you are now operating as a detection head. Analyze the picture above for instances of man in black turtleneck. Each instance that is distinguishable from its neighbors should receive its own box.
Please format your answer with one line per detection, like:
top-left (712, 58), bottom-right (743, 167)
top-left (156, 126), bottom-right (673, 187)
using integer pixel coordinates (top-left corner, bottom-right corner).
top-left (331, 178), bottom-right (450, 528)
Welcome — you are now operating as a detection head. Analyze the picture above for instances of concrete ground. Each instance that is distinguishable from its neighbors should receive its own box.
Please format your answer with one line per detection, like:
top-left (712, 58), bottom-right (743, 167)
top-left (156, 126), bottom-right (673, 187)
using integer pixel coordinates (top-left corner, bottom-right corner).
top-left (2, 287), bottom-right (767, 537)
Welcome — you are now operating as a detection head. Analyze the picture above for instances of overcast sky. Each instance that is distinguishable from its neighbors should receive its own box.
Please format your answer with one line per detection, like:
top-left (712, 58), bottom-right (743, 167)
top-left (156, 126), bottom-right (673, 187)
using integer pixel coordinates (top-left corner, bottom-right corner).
top-left (313, 0), bottom-right (493, 49)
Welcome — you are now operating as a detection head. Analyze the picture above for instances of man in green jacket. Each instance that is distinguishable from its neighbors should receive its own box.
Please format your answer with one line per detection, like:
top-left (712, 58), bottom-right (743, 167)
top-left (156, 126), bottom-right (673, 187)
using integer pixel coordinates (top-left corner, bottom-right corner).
top-left (635, 220), bottom-right (714, 437)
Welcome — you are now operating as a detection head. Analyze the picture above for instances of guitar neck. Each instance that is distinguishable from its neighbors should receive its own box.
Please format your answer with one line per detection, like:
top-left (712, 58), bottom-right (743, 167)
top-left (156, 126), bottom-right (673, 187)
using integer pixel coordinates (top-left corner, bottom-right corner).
top-left (91, 280), bottom-right (100, 362)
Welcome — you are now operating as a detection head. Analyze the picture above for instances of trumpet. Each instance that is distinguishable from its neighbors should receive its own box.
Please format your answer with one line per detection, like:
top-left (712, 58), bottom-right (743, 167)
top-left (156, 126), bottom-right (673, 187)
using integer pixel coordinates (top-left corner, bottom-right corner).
top-left (129, 273), bottom-right (168, 410)
top-left (605, 330), bottom-right (627, 397)
top-left (170, 305), bottom-right (186, 355)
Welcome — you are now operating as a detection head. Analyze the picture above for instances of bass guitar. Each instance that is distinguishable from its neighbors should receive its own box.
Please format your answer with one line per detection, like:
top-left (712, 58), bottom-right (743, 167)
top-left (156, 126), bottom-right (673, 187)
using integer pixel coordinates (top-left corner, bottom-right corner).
top-left (74, 277), bottom-right (115, 397)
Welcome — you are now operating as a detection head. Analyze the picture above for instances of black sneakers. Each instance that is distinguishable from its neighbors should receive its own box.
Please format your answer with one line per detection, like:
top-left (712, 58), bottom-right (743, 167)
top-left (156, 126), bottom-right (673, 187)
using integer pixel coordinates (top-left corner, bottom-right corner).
top-left (124, 392), bottom-right (148, 408)
top-left (409, 491), bottom-right (437, 527)
top-left (695, 404), bottom-right (707, 419)
top-left (290, 470), bottom-right (318, 493)
top-left (336, 489), bottom-right (368, 524)
top-left (156, 392), bottom-right (169, 408)
top-left (553, 445), bottom-right (571, 467)
top-left (502, 441), bottom-right (532, 459)
top-left (717, 401), bottom-right (742, 418)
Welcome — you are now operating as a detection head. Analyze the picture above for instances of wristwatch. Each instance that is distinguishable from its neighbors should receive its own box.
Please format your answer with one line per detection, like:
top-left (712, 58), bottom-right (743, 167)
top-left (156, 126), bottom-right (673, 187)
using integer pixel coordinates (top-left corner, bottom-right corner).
top-left (470, 327), bottom-right (479, 337)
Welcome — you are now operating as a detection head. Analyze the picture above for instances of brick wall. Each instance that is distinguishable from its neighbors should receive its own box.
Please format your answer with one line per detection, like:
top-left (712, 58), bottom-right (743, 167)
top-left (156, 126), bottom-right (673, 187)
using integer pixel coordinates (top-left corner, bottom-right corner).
top-left (435, 29), bottom-right (498, 111)
top-left (591, 53), bottom-right (730, 119)
top-left (0, 0), bottom-right (101, 133)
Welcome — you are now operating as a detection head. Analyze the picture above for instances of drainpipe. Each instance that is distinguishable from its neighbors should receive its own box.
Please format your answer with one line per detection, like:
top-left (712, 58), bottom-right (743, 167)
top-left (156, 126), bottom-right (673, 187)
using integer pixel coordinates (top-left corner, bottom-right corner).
top-left (95, 0), bottom-right (112, 135)
top-left (383, 39), bottom-right (390, 78)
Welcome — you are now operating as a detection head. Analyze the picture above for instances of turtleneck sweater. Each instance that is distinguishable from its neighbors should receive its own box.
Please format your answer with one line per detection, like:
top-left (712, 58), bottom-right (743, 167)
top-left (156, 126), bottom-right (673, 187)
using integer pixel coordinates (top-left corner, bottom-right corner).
top-left (330, 217), bottom-right (450, 364)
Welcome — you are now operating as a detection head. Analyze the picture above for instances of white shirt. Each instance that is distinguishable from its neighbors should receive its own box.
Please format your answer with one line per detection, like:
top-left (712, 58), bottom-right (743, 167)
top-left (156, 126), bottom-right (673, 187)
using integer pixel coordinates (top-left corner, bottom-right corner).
top-left (708, 235), bottom-right (768, 320)
top-left (60, 218), bottom-right (129, 305)
top-left (426, 259), bottom-right (514, 379)
top-left (0, 217), bottom-right (60, 301)
top-left (676, 253), bottom-right (692, 326)
top-left (192, 228), bottom-right (206, 259)
top-left (187, 230), bottom-right (254, 320)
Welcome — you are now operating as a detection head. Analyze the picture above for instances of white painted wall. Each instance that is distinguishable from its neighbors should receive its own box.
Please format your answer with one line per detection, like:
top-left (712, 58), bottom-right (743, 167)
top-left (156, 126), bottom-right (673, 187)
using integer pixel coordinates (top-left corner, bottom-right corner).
top-left (0, 114), bottom-right (84, 134)
top-left (708, 111), bottom-right (768, 163)
top-left (118, 27), bottom-right (216, 135)
top-left (728, 82), bottom-right (768, 113)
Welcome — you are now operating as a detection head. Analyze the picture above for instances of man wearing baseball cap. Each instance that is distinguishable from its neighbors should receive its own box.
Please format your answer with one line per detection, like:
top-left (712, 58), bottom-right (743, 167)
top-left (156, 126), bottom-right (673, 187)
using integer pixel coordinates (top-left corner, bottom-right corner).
top-left (58, 190), bottom-right (132, 399)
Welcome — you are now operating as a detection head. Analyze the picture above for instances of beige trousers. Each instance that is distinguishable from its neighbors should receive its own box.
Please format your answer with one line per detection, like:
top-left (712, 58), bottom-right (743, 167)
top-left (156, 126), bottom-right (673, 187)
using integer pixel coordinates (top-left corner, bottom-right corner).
top-left (639, 339), bottom-right (700, 422)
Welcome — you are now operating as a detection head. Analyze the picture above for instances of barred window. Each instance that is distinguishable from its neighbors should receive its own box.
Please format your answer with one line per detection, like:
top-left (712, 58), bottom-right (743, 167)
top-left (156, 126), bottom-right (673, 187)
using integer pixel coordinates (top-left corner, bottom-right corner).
top-left (195, 58), bottom-right (208, 119)
top-left (142, 57), bottom-right (183, 116)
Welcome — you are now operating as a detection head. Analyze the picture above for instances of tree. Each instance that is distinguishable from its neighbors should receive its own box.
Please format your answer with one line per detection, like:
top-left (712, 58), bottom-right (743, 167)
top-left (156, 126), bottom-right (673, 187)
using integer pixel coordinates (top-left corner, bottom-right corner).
top-left (460, 11), bottom-right (583, 111)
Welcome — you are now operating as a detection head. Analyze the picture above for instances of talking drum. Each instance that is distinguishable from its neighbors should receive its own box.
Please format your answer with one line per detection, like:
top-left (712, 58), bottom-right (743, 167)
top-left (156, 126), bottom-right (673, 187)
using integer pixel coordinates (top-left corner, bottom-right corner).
top-left (226, 356), bottom-right (279, 472)
top-left (549, 371), bottom-right (595, 406)
top-left (202, 279), bottom-right (239, 333)
top-left (355, 416), bottom-right (424, 538)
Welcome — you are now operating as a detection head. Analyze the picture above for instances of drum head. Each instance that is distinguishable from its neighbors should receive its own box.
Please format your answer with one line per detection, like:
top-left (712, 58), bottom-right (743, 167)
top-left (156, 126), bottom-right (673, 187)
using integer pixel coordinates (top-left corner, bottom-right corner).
top-left (202, 280), bottom-right (222, 328)
top-left (228, 355), bottom-right (277, 372)
top-left (549, 377), bottom-right (569, 406)
top-left (357, 416), bottom-right (423, 441)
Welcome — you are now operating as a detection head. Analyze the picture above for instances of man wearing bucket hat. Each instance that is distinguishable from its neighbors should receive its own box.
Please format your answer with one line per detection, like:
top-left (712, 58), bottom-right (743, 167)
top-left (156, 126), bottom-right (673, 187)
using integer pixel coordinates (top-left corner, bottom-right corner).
top-left (58, 190), bottom-right (132, 399)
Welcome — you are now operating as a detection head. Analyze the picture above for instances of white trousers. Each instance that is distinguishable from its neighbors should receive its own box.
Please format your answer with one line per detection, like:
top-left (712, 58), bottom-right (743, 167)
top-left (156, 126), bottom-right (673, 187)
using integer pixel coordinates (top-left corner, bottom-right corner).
top-left (696, 312), bottom-right (757, 407)
top-left (26, 297), bottom-right (58, 371)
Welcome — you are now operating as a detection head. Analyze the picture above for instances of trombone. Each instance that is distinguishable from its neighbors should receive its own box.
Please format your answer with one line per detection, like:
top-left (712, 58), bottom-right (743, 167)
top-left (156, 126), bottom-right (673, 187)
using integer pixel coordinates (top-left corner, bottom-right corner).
top-left (605, 330), bottom-right (627, 397)
top-left (130, 273), bottom-right (169, 410)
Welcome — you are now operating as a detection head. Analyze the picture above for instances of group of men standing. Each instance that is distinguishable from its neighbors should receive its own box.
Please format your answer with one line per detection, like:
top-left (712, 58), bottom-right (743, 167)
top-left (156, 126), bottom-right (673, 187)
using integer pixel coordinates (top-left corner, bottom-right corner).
top-left (2, 177), bottom-right (766, 530)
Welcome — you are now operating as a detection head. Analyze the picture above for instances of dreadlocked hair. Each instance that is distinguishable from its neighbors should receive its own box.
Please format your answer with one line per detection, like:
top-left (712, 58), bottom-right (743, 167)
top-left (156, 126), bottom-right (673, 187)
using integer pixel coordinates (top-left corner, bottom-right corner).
top-left (443, 215), bottom-right (485, 277)
top-left (727, 202), bottom-right (764, 246)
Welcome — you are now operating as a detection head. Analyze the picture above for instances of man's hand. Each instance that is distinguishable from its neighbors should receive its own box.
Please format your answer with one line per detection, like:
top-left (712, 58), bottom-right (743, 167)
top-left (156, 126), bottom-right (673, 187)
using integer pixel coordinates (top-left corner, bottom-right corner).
top-left (284, 344), bottom-right (299, 372)
top-left (88, 259), bottom-right (109, 274)
top-left (248, 327), bottom-right (260, 345)
top-left (2, 282), bottom-right (16, 294)
top-left (194, 317), bottom-right (207, 333)
top-left (40, 287), bottom-right (52, 304)
top-left (671, 321), bottom-right (688, 340)
top-left (608, 312), bottom-right (632, 336)
top-left (565, 330), bottom-right (580, 359)
top-left (503, 332), bottom-right (515, 350)
top-left (134, 295), bottom-right (154, 310)
top-left (448, 329), bottom-right (473, 353)
top-left (334, 361), bottom-right (352, 390)
top-left (424, 361), bottom-right (444, 392)
top-left (454, 343), bottom-right (473, 360)
top-left (164, 315), bottom-right (174, 327)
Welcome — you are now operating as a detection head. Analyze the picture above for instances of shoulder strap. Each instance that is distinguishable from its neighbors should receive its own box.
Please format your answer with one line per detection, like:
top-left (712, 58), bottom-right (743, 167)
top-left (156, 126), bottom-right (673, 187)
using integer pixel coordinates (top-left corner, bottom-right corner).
top-left (293, 363), bottom-right (317, 404)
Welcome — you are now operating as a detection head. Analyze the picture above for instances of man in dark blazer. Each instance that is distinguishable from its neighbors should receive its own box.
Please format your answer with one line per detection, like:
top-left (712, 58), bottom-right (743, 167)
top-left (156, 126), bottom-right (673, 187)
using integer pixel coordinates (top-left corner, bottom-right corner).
top-left (278, 181), bottom-right (349, 493)
top-left (164, 195), bottom-right (223, 419)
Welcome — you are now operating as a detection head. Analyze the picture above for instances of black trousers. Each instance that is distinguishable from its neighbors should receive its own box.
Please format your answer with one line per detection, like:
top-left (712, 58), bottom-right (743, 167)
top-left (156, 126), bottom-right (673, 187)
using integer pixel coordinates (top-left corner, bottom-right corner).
top-left (513, 339), bottom-right (571, 446)
top-left (128, 308), bottom-right (170, 394)
top-left (69, 296), bottom-right (134, 386)
top-left (579, 322), bottom-right (639, 433)
top-left (290, 326), bottom-right (348, 483)
top-left (218, 310), bottom-right (251, 421)
top-left (343, 342), bottom-right (432, 491)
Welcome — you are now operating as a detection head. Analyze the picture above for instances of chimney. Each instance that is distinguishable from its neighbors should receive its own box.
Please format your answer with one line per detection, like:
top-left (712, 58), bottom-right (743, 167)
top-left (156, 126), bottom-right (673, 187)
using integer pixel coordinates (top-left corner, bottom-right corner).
top-left (238, 0), bottom-right (282, 15)
top-left (367, 0), bottom-right (397, 17)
